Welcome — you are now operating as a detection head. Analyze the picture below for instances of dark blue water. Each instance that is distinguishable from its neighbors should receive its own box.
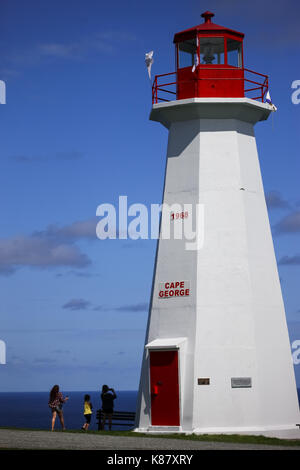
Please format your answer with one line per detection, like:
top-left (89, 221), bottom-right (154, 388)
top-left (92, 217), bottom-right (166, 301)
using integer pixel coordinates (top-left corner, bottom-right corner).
top-left (1, 389), bottom-right (300, 431)
top-left (0, 391), bottom-right (138, 431)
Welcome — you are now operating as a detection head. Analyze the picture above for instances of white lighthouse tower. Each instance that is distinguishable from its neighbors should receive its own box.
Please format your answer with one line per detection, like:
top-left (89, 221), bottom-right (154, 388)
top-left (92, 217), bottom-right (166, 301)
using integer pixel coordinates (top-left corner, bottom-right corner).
top-left (135, 12), bottom-right (299, 434)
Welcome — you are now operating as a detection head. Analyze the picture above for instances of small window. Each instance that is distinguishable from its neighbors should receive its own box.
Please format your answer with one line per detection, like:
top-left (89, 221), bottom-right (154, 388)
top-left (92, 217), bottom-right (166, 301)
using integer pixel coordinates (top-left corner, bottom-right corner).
top-left (227, 39), bottom-right (242, 67)
top-left (200, 37), bottom-right (224, 65)
top-left (178, 39), bottom-right (197, 68)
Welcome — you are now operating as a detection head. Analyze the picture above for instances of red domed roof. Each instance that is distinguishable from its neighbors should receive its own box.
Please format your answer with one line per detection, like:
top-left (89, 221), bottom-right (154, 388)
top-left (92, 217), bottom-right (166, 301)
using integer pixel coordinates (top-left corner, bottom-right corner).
top-left (173, 11), bottom-right (244, 43)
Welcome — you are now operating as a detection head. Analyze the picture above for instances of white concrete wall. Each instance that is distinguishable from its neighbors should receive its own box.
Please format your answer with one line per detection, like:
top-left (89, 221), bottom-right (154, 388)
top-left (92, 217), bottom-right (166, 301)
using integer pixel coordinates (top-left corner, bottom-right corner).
top-left (136, 119), bottom-right (200, 431)
top-left (135, 100), bottom-right (299, 433)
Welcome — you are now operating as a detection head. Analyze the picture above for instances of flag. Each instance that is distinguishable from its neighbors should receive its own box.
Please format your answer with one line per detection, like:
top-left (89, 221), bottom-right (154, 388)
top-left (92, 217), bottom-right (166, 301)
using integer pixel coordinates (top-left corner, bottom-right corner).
top-left (145, 51), bottom-right (154, 79)
top-left (265, 90), bottom-right (277, 111)
top-left (265, 90), bottom-right (272, 104)
top-left (192, 37), bottom-right (199, 72)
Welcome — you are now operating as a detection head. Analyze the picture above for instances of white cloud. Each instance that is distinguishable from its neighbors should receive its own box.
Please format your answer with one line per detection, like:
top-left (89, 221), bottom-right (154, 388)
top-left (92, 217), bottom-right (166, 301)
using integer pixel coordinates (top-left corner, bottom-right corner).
top-left (275, 211), bottom-right (300, 234)
top-left (38, 43), bottom-right (82, 58)
top-left (35, 217), bottom-right (98, 242)
top-left (115, 302), bottom-right (149, 313)
top-left (0, 30), bottom-right (136, 76)
top-left (0, 217), bottom-right (106, 275)
top-left (278, 255), bottom-right (300, 266)
top-left (265, 190), bottom-right (289, 210)
top-left (0, 230), bottom-right (91, 275)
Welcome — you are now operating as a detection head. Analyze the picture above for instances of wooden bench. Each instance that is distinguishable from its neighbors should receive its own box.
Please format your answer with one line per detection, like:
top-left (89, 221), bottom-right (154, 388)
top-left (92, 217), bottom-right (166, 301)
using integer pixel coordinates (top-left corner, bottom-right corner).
top-left (96, 409), bottom-right (136, 430)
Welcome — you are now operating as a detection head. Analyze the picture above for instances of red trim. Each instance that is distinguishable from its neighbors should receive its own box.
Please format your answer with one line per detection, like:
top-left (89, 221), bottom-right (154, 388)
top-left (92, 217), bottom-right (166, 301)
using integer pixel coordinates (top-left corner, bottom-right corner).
top-left (174, 12), bottom-right (244, 43)
top-left (224, 36), bottom-right (228, 64)
top-left (241, 42), bottom-right (244, 68)
top-left (152, 67), bottom-right (268, 103)
top-left (174, 27), bottom-right (244, 43)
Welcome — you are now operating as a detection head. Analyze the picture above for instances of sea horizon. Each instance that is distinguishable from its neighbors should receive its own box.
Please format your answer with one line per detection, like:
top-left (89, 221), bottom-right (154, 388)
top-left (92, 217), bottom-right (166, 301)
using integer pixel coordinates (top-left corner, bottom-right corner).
top-left (0, 390), bottom-right (138, 431)
top-left (0, 389), bottom-right (299, 432)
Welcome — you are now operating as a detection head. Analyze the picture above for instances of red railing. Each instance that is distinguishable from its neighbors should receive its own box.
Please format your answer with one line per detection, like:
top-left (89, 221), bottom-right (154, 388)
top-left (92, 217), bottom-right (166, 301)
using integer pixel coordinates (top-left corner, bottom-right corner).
top-left (244, 68), bottom-right (269, 101)
top-left (152, 68), bottom-right (269, 104)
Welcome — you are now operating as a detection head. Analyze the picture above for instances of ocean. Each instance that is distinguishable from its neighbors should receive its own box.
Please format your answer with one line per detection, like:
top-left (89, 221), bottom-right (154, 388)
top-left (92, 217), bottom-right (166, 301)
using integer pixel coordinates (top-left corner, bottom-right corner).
top-left (0, 391), bottom-right (138, 431)
top-left (0, 389), bottom-right (300, 431)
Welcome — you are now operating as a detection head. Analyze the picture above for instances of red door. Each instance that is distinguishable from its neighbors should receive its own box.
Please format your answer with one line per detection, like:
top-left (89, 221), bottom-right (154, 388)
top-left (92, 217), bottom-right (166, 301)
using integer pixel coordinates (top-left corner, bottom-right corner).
top-left (149, 350), bottom-right (180, 426)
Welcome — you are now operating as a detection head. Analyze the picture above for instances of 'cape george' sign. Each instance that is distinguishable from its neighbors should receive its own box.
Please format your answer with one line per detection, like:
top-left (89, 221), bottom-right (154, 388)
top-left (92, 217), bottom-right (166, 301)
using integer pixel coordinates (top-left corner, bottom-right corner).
top-left (158, 280), bottom-right (190, 299)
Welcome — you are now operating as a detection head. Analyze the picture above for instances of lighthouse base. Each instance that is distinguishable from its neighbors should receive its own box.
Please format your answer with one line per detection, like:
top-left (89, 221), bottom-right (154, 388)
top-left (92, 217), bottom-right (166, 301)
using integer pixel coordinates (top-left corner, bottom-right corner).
top-left (193, 425), bottom-right (300, 441)
top-left (134, 424), bottom-right (300, 440)
top-left (193, 423), bottom-right (300, 435)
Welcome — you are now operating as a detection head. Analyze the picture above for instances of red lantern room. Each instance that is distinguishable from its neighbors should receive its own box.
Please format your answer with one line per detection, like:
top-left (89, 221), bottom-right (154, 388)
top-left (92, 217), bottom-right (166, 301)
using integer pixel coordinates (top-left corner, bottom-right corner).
top-left (152, 12), bottom-right (268, 103)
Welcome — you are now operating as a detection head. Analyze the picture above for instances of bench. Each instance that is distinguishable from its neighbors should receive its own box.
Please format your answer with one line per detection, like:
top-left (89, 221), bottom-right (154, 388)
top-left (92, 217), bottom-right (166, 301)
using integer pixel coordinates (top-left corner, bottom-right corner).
top-left (96, 409), bottom-right (136, 430)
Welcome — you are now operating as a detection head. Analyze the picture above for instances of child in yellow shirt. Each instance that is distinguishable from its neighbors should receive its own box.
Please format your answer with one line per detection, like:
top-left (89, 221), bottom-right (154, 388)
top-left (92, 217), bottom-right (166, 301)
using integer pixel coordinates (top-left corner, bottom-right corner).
top-left (82, 394), bottom-right (93, 431)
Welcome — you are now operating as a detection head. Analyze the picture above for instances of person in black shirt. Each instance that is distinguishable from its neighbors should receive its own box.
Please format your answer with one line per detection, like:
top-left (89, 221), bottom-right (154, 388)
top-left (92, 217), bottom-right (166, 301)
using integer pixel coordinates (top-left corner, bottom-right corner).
top-left (101, 384), bottom-right (117, 430)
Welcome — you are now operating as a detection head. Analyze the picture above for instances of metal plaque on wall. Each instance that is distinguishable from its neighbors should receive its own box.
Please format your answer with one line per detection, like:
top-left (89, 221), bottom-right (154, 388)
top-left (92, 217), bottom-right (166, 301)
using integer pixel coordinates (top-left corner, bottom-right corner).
top-left (231, 377), bottom-right (252, 388)
top-left (198, 378), bottom-right (210, 385)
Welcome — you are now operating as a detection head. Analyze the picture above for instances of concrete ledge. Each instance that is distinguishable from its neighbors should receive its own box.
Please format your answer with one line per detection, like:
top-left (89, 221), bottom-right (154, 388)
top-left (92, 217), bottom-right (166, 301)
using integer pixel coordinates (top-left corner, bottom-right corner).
top-left (134, 424), bottom-right (300, 440)
top-left (193, 424), bottom-right (300, 438)
top-left (134, 426), bottom-right (182, 433)
top-left (150, 97), bottom-right (273, 128)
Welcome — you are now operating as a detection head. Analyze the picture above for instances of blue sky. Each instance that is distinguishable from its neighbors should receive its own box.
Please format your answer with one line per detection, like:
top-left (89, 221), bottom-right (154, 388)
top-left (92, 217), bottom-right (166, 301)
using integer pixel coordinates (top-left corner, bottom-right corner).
top-left (0, 0), bottom-right (300, 392)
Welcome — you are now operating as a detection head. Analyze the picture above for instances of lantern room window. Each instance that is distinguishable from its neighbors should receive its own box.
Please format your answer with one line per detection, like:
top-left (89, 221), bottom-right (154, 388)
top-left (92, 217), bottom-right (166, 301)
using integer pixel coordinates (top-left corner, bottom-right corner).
top-left (178, 38), bottom-right (197, 68)
top-left (227, 39), bottom-right (242, 67)
top-left (200, 37), bottom-right (224, 65)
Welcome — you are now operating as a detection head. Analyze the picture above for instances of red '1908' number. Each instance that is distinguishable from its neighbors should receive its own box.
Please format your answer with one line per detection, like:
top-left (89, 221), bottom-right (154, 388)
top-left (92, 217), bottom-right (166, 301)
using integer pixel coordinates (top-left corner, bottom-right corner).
top-left (171, 211), bottom-right (188, 220)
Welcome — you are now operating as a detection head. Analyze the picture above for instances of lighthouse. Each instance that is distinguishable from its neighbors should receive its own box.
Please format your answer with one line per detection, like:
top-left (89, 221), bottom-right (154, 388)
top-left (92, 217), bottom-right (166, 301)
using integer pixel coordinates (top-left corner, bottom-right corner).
top-left (135, 12), bottom-right (299, 434)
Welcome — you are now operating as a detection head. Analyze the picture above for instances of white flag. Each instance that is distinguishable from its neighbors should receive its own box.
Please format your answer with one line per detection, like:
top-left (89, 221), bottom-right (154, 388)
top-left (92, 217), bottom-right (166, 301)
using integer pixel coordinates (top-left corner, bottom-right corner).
top-left (265, 90), bottom-right (272, 104)
top-left (192, 37), bottom-right (199, 72)
top-left (145, 51), bottom-right (154, 79)
top-left (265, 90), bottom-right (277, 111)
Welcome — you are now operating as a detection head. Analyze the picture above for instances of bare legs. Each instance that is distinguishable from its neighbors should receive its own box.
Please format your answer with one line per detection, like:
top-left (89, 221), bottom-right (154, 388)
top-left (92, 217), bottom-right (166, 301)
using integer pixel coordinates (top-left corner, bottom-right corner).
top-left (58, 411), bottom-right (66, 430)
top-left (51, 410), bottom-right (57, 431)
top-left (51, 410), bottom-right (66, 431)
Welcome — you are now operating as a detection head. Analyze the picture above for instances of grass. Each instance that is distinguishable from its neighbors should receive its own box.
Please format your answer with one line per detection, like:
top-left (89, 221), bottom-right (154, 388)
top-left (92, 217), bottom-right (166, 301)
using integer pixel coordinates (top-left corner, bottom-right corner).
top-left (0, 426), bottom-right (300, 447)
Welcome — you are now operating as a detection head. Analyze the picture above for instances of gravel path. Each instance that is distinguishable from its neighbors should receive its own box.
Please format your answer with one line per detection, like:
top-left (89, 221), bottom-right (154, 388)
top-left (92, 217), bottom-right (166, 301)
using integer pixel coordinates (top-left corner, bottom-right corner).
top-left (0, 429), bottom-right (299, 450)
